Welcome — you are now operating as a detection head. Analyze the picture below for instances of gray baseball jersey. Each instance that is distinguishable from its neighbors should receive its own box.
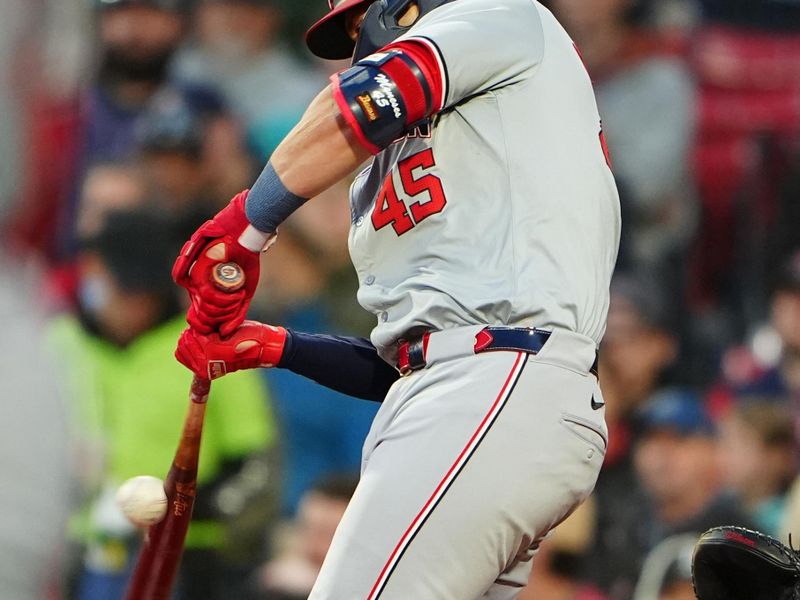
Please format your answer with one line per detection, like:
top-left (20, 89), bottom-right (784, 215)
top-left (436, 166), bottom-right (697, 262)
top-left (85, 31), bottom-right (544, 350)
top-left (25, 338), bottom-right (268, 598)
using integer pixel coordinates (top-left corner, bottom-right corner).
top-left (348, 0), bottom-right (621, 361)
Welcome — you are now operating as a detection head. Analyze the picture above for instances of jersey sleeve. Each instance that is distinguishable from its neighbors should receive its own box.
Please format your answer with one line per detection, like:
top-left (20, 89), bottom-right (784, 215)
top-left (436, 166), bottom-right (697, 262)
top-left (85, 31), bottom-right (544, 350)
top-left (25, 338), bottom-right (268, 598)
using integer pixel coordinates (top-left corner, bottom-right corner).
top-left (393, 0), bottom-right (545, 111)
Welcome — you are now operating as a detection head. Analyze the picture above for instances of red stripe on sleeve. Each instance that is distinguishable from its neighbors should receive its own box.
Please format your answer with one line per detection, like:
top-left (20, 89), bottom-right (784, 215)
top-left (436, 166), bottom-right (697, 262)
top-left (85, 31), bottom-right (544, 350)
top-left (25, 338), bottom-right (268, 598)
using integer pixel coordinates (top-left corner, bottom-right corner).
top-left (387, 40), bottom-right (445, 113)
top-left (379, 56), bottom-right (429, 124)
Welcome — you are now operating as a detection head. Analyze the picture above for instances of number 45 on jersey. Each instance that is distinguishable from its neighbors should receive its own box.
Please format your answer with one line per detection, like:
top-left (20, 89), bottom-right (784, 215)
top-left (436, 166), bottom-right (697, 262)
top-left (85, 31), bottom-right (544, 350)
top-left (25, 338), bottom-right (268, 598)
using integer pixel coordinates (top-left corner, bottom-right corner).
top-left (372, 149), bottom-right (448, 236)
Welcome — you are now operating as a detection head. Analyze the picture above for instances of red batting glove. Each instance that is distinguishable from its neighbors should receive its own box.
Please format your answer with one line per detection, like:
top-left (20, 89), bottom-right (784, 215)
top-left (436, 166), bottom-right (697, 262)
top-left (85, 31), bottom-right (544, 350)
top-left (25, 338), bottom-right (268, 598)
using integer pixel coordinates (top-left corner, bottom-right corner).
top-left (176, 321), bottom-right (288, 380)
top-left (172, 190), bottom-right (271, 337)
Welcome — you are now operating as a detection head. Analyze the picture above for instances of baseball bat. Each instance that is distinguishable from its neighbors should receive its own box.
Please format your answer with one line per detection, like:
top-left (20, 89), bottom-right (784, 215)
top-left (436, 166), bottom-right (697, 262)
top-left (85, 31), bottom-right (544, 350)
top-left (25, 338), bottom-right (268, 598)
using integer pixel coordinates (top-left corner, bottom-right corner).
top-left (123, 262), bottom-right (244, 600)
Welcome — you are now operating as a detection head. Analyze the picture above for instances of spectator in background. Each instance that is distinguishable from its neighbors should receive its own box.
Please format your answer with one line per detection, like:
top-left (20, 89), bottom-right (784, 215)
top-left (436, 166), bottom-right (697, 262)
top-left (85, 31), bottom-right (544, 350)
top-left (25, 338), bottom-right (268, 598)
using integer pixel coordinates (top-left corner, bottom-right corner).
top-left (43, 161), bottom-right (153, 311)
top-left (601, 275), bottom-right (680, 428)
top-left (717, 399), bottom-right (795, 536)
top-left (135, 85), bottom-right (254, 229)
top-left (172, 0), bottom-right (324, 158)
top-left (137, 83), bottom-right (253, 217)
top-left (714, 250), bottom-right (800, 406)
top-left (586, 387), bottom-right (755, 600)
top-left (546, 0), bottom-right (697, 295)
top-left (50, 209), bottom-right (279, 600)
top-left (11, 0), bottom-right (225, 261)
top-left (634, 389), bottom-right (754, 556)
top-left (254, 219), bottom-right (378, 516)
top-left (255, 473), bottom-right (360, 600)
top-left (583, 274), bottom-right (678, 599)
top-left (80, 0), bottom-right (188, 160)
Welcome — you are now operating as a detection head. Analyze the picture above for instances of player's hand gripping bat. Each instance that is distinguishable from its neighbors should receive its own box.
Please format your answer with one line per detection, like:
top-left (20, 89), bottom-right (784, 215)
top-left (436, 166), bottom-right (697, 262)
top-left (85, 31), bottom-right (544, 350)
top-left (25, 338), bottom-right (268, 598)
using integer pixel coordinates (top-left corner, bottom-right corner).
top-left (123, 261), bottom-right (245, 600)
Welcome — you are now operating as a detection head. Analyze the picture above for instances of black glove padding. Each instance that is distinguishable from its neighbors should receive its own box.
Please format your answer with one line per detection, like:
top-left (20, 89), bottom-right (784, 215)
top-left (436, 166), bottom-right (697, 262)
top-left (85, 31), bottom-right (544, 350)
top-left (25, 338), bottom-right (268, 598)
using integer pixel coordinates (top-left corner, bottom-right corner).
top-left (692, 526), bottom-right (800, 600)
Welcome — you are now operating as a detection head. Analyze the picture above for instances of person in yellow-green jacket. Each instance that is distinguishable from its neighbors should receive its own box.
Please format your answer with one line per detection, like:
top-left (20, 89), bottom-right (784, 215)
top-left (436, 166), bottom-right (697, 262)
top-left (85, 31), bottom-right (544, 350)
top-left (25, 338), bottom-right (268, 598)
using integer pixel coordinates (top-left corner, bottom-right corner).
top-left (50, 208), bottom-right (280, 600)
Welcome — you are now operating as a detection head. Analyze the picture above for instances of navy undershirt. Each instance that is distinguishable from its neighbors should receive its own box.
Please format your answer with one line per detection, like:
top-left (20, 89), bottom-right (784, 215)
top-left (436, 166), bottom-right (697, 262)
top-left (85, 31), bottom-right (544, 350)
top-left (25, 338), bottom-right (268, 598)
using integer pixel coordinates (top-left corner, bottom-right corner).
top-left (277, 330), bottom-right (400, 402)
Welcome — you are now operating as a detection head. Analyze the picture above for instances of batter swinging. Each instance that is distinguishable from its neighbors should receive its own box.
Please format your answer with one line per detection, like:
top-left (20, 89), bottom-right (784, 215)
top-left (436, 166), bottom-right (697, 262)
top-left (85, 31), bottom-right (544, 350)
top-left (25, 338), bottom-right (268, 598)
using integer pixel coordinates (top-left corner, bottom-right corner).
top-left (172, 0), bottom-right (621, 597)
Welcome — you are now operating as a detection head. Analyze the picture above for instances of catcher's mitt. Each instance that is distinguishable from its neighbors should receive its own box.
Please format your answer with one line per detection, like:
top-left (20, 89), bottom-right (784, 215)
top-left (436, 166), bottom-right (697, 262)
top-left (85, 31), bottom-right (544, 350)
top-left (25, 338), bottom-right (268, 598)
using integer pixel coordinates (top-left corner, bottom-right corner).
top-left (692, 526), bottom-right (800, 600)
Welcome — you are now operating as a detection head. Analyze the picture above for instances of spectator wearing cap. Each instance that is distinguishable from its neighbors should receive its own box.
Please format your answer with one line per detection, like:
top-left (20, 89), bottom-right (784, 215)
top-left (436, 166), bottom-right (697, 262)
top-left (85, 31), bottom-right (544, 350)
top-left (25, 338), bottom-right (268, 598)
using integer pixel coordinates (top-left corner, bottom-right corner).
top-left (581, 274), bottom-right (680, 599)
top-left (634, 389), bottom-right (753, 542)
top-left (589, 389), bottom-right (753, 600)
top-left (49, 208), bottom-right (280, 600)
top-left (172, 0), bottom-right (324, 158)
top-left (626, 389), bottom-right (756, 599)
top-left (135, 85), bottom-right (254, 234)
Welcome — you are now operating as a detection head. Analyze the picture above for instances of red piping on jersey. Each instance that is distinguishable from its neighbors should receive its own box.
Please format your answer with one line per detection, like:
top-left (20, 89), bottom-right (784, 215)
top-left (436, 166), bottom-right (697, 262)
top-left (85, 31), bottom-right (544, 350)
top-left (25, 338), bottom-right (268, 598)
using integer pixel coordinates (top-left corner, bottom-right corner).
top-left (366, 352), bottom-right (526, 599)
top-left (329, 73), bottom-right (381, 155)
top-left (387, 40), bottom-right (445, 114)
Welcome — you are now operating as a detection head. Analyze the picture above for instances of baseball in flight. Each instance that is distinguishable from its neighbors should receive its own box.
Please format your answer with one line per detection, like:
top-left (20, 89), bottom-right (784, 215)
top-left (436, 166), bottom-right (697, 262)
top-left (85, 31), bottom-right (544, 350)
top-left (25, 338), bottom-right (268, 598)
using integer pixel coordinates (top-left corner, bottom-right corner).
top-left (116, 475), bottom-right (168, 528)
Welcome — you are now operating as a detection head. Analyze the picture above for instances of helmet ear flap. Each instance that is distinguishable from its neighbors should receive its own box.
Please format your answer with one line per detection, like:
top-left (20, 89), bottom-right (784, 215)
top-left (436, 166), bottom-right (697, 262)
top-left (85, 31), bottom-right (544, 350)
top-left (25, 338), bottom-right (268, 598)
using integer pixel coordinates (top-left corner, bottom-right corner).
top-left (352, 0), bottom-right (455, 63)
top-left (353, 0), bottom-right (402, 62)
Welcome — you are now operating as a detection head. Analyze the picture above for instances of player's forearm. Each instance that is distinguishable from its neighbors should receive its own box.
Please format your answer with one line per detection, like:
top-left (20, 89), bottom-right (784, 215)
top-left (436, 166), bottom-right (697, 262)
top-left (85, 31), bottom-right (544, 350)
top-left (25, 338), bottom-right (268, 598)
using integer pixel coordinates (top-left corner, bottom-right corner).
top-left (272, 86), bottom-right (371, 199)
top-left (278, 330), bottom-right (400, 402)
top-left (242, 86), bottom-right (370, 237)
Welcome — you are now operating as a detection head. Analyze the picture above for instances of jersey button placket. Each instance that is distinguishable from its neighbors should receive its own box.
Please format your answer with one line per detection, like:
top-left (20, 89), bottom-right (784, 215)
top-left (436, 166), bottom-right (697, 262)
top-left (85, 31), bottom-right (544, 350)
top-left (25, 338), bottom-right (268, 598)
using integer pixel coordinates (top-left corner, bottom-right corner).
top-left (365, 275), bottom-right (376, 286)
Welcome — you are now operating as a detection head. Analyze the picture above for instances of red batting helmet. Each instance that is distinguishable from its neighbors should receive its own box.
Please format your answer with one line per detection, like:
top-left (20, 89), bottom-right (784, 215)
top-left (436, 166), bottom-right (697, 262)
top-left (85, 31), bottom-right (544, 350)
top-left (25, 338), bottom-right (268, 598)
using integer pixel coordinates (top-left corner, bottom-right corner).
top-left (305, 0), bottom-right (376, 60)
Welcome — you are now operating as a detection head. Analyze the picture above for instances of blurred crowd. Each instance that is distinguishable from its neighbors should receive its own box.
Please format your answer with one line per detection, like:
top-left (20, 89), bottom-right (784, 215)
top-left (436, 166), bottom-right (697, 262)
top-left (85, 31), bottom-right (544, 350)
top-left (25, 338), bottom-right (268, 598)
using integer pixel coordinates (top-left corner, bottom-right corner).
top-left (1, 0), bottom-right (800, 599)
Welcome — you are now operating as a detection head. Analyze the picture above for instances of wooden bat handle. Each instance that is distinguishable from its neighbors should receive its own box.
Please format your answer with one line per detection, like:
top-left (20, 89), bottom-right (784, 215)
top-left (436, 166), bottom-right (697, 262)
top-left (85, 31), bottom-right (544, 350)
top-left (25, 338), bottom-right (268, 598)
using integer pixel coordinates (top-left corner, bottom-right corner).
top-left (123, 377), bottom-right (210, 600)
top-left (124, 263), bottom-right (243, 599)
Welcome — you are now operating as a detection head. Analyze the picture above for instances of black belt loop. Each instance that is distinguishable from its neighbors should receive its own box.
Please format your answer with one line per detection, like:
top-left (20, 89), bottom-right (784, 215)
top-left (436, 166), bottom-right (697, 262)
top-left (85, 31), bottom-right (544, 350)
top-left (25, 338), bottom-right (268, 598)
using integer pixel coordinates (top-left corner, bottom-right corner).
top-left (398, 332), bottom-right (429, 375)
top-left (406, 338), bottom-right (427, 371)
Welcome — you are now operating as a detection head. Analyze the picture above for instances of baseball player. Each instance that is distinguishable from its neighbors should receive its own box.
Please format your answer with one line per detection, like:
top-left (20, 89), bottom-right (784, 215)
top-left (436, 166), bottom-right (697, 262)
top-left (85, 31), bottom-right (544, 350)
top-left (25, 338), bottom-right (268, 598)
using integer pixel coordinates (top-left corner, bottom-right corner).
top-left (173, 0), bottom-right (621, 597)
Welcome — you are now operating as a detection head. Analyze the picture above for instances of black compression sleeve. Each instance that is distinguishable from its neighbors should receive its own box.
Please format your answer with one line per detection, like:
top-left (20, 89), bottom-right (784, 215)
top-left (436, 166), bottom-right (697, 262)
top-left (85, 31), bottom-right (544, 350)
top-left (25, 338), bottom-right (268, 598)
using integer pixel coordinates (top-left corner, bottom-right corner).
top-left (277, 330), bottom-right (400, 402)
